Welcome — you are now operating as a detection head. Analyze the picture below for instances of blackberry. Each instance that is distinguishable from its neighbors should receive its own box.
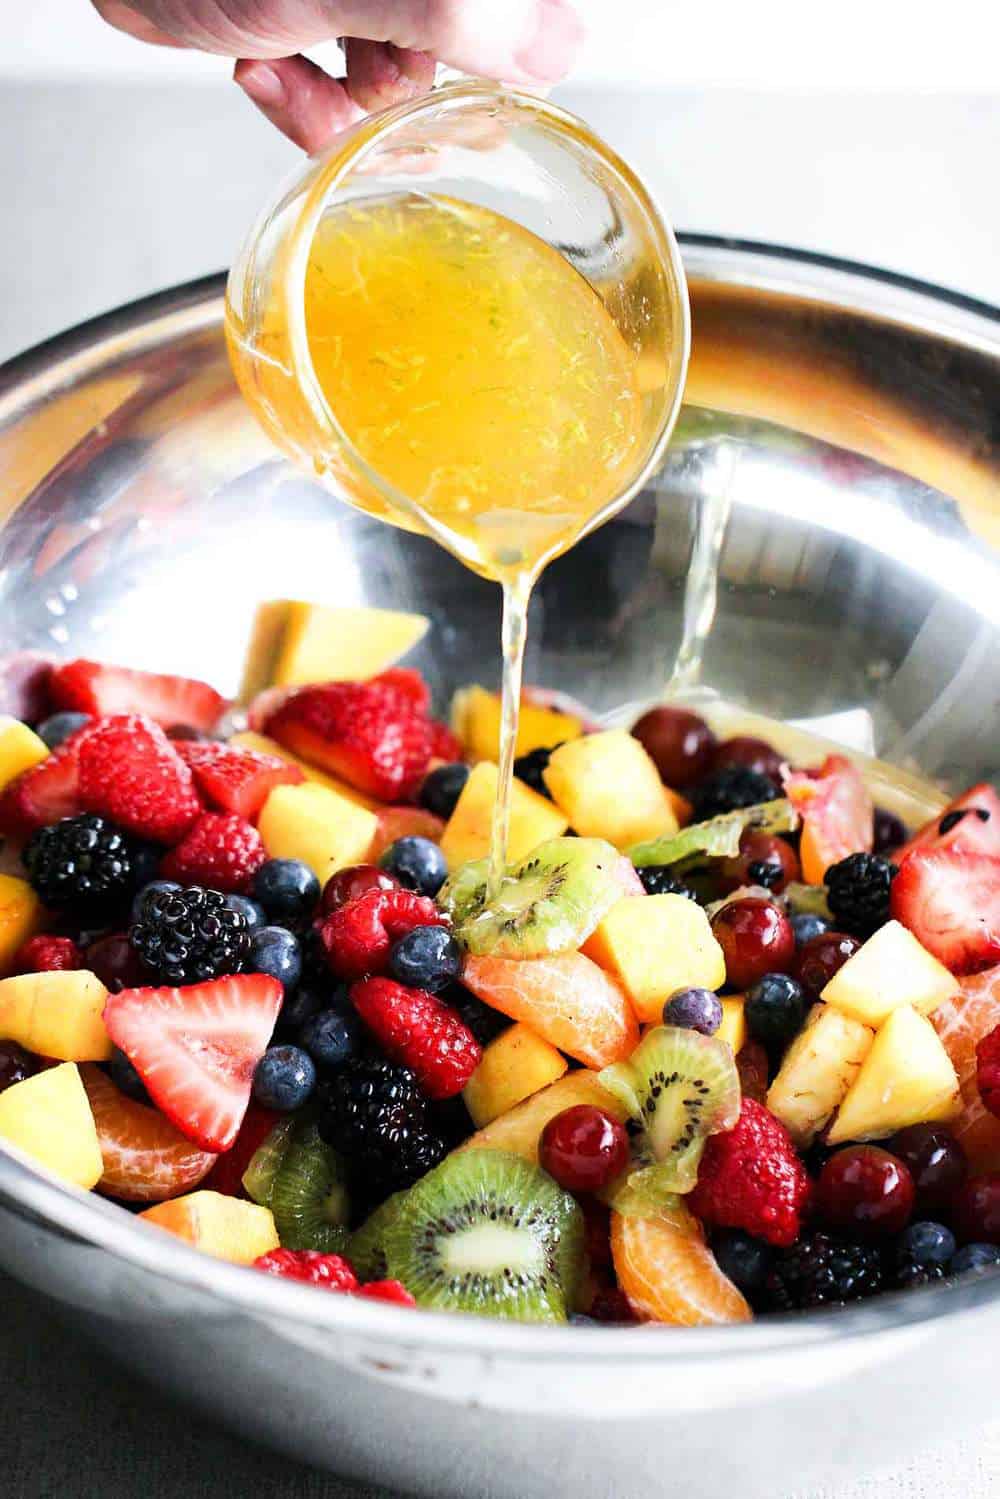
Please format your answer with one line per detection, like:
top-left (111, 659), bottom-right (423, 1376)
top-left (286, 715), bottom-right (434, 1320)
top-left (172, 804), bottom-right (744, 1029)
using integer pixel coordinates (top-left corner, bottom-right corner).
top-left (689, 766), bottom-right (780, 821)
top-left (765, 1232), bottom-right (884, 1311)
top-left (513, 746), bottom-right (558, 799)
top-left (888, 1258), bottom-right (947, 1291)
top-left (130, 885), bottom-right (251, 984)
top-left (319, 1055), bottom-right (446, 1202)
top-left (824, 853), bottom-right (897, 938)
top-left (637, 865), bottom-right (697, 898)
top-left (23, 814), bottom-right (136, 914)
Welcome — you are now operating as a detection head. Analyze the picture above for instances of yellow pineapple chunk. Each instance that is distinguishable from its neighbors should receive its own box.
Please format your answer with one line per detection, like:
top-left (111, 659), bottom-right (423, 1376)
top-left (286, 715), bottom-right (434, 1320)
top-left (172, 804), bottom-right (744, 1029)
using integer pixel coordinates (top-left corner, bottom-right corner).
top-left (767, 1003), bottom-right (875, 1147)
top-left (240, 600), bottom-right (429, 697)
top-left (717, 996), bottom-right (747, 1055)
top-left (583, 894), bottom-right (725, 1024)
top-left (140, 1191), bottom-right (279, 1263)
top-left (0, 717), bottom-right (48, 793)
top-left (229, 731), bottom-right (378, 809)
top-left (460, 1070), bottom-right (627, 1164)
top-left (0, 1062), bottom-right (103, 1188)
top-left (258, 782), bottom-right (378, 885)
top-left (543, 732), bottom-right (679, 849)
top-left (0, 875), bottom-right (44, 976)
top-left (463, 1023), bottom-right (568, 1128)
top-left (822, 920), bottom-right (956, 1026)
top-left (0, 970), bottom-right (112, 1061)
top-left (451, 684), bottom-right (582, 762)
top-left (439, 761), bottom-right (568, 869)
top-left (827, 1005), bottom-right (960, 1145)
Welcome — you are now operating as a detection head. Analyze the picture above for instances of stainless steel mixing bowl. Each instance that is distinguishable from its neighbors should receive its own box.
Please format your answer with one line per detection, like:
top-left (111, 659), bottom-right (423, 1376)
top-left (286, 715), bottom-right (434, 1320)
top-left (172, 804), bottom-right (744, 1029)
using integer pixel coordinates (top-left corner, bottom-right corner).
top-left (0, 241), bottom-right (998, 1499)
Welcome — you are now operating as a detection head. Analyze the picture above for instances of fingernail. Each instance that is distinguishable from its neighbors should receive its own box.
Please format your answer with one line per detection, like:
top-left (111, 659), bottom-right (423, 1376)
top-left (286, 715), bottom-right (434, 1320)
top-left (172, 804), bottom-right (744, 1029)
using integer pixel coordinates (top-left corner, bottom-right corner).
top-left (237, 63), bottom-right (286, 108)
top-left (515, 0), bottom-right (584, 83)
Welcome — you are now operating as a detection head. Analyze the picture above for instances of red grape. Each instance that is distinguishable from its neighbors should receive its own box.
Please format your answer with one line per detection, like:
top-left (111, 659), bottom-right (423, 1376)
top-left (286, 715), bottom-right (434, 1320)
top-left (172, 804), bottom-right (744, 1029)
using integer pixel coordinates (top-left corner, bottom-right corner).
top-left (712, 736), bottom-right (785, 783)
top-left (794, 932), bottom-right (861, 997)
top-left (952, 1174), bottom-right (1000, 1245)
top-left (816, 1145), bottom-right (915, 1239)
top-left (631, 707), bottom-right (716, 788)
top-left (320, 864), bottom-right (400, 917)
top-left (85, 932), bottom-right (149, 992)
top-left (887, 1124), bottom-right (967, 1216)
top-left (720, 831), bottom-right (801, 896)
top-left (539, 1105), bottom-right (630, 1194)
top-left (710, 897), bottom-right (795, 989)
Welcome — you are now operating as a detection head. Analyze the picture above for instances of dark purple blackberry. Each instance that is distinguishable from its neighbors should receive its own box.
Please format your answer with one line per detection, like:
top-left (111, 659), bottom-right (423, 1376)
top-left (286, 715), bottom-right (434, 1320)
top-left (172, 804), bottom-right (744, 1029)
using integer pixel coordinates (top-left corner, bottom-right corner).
top-left (129, 884), bottom-right (250, 984)
top-left (824, 853), bottom-right (897, 938)
top-left (22, 814), bottom-right (137, 915)
top-left (319, 1055), bottom-right (446, 1202)
top-left (765, 1232), bottom-right (884, 1311)
top-left (513, 745), bottom-right (558, 799)
top-left (689, 766), bottom-right (780, 821)
top-left (637, 865), bottom-right (697, 898)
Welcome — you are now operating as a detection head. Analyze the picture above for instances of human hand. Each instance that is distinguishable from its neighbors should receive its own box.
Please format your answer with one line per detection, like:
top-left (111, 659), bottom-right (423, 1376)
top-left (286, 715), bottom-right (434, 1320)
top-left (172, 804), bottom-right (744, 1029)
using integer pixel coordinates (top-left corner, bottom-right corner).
top-left (91, 1), bottom-right (583, 152)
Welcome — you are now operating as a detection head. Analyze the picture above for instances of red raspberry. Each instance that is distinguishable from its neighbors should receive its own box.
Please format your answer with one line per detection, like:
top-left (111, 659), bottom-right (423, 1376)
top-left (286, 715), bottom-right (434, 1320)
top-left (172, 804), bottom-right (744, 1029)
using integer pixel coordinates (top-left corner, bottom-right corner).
top-left (77, 714), bottom-right (202, 844)
top-left (735, 1040), bottom-right (769, 1104)
top-left (688, 1097), bottom-right (810, 1247)
top-left (369, 667), bottom-right (432, 715)
top-left (355, 1280), bottom-right (416, 1307)
top-left (428, 721), bottom-right (464, 763)
top-left (13, 935), bottom-right (83, 973)
top-left (265, 680), bottom-right (433, 802)
top-left (254, 1249), bottom-right (360, 1290)
top-left (318, 887), bottom-right (447, 980)
top-left (350, 976), bottom-right (481, 1100)
top-left (161, 812), bottom-right (267, 894)
top-left (977, 1024), bottom-right (1000, 1120)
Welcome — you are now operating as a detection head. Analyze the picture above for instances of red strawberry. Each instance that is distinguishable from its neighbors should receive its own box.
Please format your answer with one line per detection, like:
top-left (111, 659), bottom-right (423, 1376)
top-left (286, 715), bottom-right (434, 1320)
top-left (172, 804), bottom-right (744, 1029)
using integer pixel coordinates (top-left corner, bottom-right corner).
top-left (161, 812), bottom-right (267, 895)
top-left (895, 784), bottom-right (1000, 864)
top-left (976, 1025), bottom-right (1000, 1121)
top-left (428, 721), bottom-right (464, 763)
top-left (350, 976), bottom-right (481, 1099)
top-left (265, 680), bottom-right (433, 802)
top-left (355, 1280), bottom-right (416, 1306)
top-left (176, 740), bottom-right (303, 821)
top-left (202, 1101), bottom-right (281, 1198)
top-left (102, 973), bottom-right (283, 1152)
top-left (370, 667), bottom-right (431, 715)
top-left (254, 1248), bottom-right (360, 1290)
top-left (891, 847), bottom-right (1000, 975)
top-left (77, 715), bottom-right (201, 844)
top-left (688, 1097), bottom-right (810, 1247)
top-left (0, 724), bottom-right (92, 836)
top-left (49, 659), bottom-right (227, 733)
top-left (318, 887), bottom-right (447, 980)
top-left (13, 935), bottom-right (83, 973)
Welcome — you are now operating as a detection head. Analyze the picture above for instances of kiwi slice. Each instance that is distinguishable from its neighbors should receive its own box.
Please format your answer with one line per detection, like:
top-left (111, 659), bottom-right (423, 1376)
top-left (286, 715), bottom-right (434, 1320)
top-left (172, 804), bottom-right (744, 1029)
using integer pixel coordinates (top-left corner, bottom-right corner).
top-left (379, 1149), bottom-right (585, 1322)
top-left (599, 1026), bottom-right (741, 1194)
top-left (348, 1191), bottom-right (407, 1281)
top-left (629, 798), bottom-right (798, 871)
top-left (242, 1117), bottom-right (297, 1208)
top-left (448, 837), bottom-right (625, 958)
top-left (269, 1121), bottom-right (351, 1253)
top-left (784, 881), bottom-right (832, 920)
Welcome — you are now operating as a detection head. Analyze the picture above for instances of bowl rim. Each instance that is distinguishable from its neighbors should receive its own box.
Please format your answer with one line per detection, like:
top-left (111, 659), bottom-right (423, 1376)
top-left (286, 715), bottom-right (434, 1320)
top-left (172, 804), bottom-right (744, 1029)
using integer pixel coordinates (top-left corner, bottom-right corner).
top-left (1, 237), bottom-right (999, 1361)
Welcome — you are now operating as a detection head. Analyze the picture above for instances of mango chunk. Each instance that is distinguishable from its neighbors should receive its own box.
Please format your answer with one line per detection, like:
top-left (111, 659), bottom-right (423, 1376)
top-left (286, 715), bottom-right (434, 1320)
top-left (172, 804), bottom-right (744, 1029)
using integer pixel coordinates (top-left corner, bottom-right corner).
top-left (258, 782), bottom-right (378, 885)
top-left (583, 894), bottom-right (726, 1025)
top-left (822, 920), bottom-right (956, 1027)
top-left (240, 600), bottom-right (429, 698)
top-left (140, 1191), bottom-right (279, 1264)
top-left (460, 1070), bottom-right (627, 1164)
top-left (463, 1023), bottom-right (568, 1128)
top-left (439, 761), bottom-right (568, 869)
top-left (0, 969), bottom-right (112, 1061)
top-left (452, 684), bottom-right (582, 762)
top-left (717, 996), bottom-right (747, 1055)
top-left (544, 732), bottom-right (679, 849)
top-left (0, 1062), bottom-right (103, 1189)
top-left (0, 717), bottom-right (49, 792)
top-left (827, 1005), bottom-right (959, 1145)
top-left (0, 875), bottom-right (44, 975)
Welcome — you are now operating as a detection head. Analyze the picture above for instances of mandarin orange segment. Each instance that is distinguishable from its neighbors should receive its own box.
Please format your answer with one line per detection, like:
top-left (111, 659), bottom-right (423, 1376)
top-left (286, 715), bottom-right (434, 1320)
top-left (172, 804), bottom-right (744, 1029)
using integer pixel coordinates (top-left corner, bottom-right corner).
top-left (81, 1063), bottom-right (217, 1203)
top-left (611, 1205), bottom-right (751, 1326)
top-left (461, 952), bottom-right (639, 1068)
top-left (932, 966), bottom-right (1000, 1171)
top-left (784, 755), bottom-right (873, 884)
top-left (368, 806), bottom-right (445, 862)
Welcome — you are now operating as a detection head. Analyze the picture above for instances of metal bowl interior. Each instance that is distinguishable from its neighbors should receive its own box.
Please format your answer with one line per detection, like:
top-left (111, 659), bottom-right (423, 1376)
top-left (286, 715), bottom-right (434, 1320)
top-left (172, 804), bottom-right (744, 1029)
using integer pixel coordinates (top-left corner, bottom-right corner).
top-left (0, 240), bottom-right (999, 1495)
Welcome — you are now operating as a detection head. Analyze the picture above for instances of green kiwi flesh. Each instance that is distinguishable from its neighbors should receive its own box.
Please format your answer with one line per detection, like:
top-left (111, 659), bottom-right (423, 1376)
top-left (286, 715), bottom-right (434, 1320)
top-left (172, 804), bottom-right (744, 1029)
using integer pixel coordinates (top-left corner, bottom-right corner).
top-left (242, 1117), bottom-right (297, 1208)
top-left (379, 1149), bottom-right (585, 1321)
top-left (600, 1026), bottom-right (740, 1193)
top-left (629, 798), bottom-right (797, 870)
top-left (269, 1121), bottom-right (351, 1253)
top-left (448, 837), bottom-right (625, 958)
top-left (348, 1191), bottom-right (407, 1282)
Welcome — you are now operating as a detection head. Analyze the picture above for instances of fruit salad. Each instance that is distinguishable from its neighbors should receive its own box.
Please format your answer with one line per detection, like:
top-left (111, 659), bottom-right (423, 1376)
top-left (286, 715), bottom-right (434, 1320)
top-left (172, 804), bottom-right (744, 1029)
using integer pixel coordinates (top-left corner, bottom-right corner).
top-left (1, 601), bottom-right (1000, 1325)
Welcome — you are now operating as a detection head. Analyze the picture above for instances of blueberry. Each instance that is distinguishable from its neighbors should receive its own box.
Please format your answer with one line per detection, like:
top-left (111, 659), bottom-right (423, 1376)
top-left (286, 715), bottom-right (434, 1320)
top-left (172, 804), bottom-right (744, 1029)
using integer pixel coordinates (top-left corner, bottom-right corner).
top-left (711, 1229), bottom-right (773, 1293)
top-left (300, 1005), bottom-right (361, 1069)
top-left (278, 981), bottom-right (327, 1034)
top-left (253, 859), bottom-right (320, 922)
top-left (248, 926), bottom-right (302, 990)
top-left (130, 879), bottom-right (181, 924)
top-left (662, 986), bottom-right (723, 1036)
top-left (37, 711), bottom-right (91, 750)
top-left (379, 836), bottom-right (448, 898)
top-left (950, 1243), bottom-right (1000, 1275)
top-left (451, 990), bottom-right (510, 1047)
top-left (108, 1047), bottom-right (150, 1105)
top-left (252, 1044), bottom-right (316, 1111)
top-left (419, 763), bottom-right (470, 820)
top-left (225, 893), bottom-right (267, 932)
top-left (388, 926), bottom-right (462, 992)
top-left (897, 1221), bottom-right (956, 1269)
top-left (790, 912), bottom-right (830, 946)
top-left (745, 972), bottom-right (807, 1048)
top-left (128, 842), bottom-right (163, 893)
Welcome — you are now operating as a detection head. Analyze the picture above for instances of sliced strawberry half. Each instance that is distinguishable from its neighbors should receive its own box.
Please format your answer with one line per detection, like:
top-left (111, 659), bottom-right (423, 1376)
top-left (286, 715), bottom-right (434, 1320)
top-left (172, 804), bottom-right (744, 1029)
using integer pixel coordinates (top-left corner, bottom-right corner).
top-left (783, 753), bottom-right (873, 884)
top-left (49, 658), bottom-right (228, 733)
top-left (369, 667), bottom-right (431, 715)
top-left (895, 783), bottom-right (1000, 864)
top-left (0, 719), bottom-right (96, 837)
top-left (103, 974), bottom-right (284, 1152)
top-left (892, 846), bottom-right (1000, 976)
top-left (265, 680), bottom-right (433, 801)
top-left (78, 713), bottom-right (202, 844)
top-left (176, 739), bottom-right (303, 821)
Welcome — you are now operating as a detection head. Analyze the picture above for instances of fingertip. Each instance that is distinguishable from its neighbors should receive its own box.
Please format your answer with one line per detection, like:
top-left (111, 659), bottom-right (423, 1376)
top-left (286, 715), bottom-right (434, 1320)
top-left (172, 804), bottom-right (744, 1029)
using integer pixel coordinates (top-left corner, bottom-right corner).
top-left (515, 0), bottom-right (584, 83)
top-left (234, 54), bottom-right (362, 155)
